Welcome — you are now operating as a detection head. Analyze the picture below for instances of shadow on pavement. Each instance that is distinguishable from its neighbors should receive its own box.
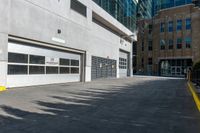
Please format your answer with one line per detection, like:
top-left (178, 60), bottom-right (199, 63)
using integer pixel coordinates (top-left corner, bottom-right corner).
top-left (0, 79), bottom-right (200, 133)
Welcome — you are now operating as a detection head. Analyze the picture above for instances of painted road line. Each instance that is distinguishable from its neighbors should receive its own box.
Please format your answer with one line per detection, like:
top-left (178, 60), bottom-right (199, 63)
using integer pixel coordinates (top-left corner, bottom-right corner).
top-left (0, 86), bottom-right (6, 92)
top-left (188, 82), bottom-right (200, 112)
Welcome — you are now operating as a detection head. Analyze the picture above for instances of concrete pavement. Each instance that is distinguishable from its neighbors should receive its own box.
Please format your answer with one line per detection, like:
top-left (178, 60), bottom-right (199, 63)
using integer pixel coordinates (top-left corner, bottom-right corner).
top-left (0, 76), bottom-right (200, 133)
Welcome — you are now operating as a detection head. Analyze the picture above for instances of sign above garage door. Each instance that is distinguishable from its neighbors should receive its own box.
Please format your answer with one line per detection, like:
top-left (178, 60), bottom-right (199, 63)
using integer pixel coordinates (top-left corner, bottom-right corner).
top-left (46, 57), bottom-right (59, 66)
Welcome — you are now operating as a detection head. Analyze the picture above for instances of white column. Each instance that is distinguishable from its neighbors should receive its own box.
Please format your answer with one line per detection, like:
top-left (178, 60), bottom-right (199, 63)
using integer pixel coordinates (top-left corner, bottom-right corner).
top-left (85, 52), bottom-right (91, 82)
top-left (130, 42), bottom-right (133, 77)
top-left (0, 0), bottom-right (9, 88)
top-left (0, 34), bottom-right (8, 87)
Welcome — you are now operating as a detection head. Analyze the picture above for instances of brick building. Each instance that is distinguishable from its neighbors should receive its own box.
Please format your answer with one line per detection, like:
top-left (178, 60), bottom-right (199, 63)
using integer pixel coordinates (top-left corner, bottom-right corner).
top-left (137, 4), bottom-right (200, 77)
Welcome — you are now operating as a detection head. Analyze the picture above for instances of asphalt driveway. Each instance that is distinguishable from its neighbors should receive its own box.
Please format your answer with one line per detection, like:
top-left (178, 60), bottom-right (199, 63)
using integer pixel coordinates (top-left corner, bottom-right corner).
top-left (0, 76), bottom-right (200, 133)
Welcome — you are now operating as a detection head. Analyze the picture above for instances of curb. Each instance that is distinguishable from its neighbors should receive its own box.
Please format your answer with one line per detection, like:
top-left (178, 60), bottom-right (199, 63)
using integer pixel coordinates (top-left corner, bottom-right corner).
top-left (0, 86), bottom-right (7, 92)
top-left (187, 82), bottom-right (200, 112)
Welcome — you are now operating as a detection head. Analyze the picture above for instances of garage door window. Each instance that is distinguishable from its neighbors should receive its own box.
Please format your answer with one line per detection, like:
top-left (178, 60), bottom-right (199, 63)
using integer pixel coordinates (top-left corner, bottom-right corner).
top-left (60, 58), bottom-right (79, 74)
top-left (29, 55), bottom-right (45, 75)
top-left (30, 55), bottom-right (45, 64)
top-left (8, 65), bottom-right (28, 75)
top-left (60, 58), bottom-right (70, 66)
top-left (46, 67), bottom-right (59, 74)
top-left (60, 67), bottom-right (70, 74)
top-left (119, 58), bottom-right (127, 69)
top-left (29, 66), bottom-right (45, 74)
top-left (8, 52), bottom-right (80, 75)
top-left (8, 52), bottom-right (28, 63)
top-left (71, 60), bottom-right (79, 66)
top-left (71, 67), bottom-right (79, 74)
top-left (8, 52), bottom-right (28, 75)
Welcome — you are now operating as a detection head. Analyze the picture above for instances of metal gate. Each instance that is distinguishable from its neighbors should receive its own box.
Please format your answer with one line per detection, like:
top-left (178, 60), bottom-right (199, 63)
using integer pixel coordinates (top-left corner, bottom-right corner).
top-left (91, 56), bottom-right (117, 80)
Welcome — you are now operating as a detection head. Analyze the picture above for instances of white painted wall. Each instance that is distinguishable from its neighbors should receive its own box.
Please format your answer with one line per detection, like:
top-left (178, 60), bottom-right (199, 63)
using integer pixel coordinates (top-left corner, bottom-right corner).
top-left (0, 0), bottom-right (135, 87)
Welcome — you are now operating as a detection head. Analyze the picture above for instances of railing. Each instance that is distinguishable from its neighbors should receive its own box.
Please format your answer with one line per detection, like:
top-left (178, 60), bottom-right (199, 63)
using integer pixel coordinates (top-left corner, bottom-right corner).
top-left (191, 69), bottom-right (200, 86)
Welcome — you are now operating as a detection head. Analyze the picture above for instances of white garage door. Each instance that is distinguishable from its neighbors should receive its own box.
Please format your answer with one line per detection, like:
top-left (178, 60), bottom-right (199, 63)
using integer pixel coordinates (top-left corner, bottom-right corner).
top-left (119, 51), bottom-right (129, 78)
top-left (7, 42), bottom-right (81, 88)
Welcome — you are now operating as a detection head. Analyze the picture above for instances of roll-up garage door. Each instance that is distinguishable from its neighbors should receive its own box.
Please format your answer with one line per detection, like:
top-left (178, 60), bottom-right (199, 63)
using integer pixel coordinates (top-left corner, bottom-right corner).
top-left (7, 41), bottom-right (82, 87)
top-left (119, 50), bottom-right (129, 78)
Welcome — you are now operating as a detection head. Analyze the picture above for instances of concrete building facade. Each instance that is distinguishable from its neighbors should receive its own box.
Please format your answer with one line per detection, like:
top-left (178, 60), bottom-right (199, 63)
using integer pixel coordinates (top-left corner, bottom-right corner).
top-left (0, 0), bottom-right (137, 88)
top-left (137, 4), bottom-right (200, 77)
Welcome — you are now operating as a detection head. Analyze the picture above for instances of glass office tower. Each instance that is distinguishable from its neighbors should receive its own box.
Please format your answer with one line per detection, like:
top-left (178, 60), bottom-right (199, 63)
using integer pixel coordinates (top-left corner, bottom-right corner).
top-left (153, 0), bottom-right (192, 15)
top-left (93, 0), bottom-right (138, 32)
top-left (137, 0), bottom-right (153, 19)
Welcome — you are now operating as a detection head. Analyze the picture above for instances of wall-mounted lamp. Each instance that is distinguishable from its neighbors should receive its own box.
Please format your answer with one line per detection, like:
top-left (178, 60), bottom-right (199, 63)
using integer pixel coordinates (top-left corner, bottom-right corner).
top-left (57, 29), bottom-right (62, 34)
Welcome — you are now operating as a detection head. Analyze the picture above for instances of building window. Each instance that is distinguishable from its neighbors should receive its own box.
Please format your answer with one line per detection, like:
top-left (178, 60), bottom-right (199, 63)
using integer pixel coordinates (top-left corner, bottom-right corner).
top-left (148, 41), bottom-right (153, 51)
top-left (168, 21), bottom-right (173, 32)
top-left (141, 58), bottom-right (144, 68)
top-left (168, 39), bottom-right (174, 49)
top-left (71, 60), bottom-right (79, 66)
top-left (160, 22), bottom-right (165, 32)
top-left (185, 37), bottom-right (192, 48)
top-left (142, 41), bottom-right (144, 51)
top-left (148, 58), bottom-right (152, 65)
top-left (7, 51), bottom-right (80, 75)
top-left (60, 58), bottom-right (70, 66)
top-left (29, 55), bottom-right (45, 64)
top-left (8, 52), bottom-right (28, 75)
top-left (119, 58), bottom-right (127, 69)
top-left (70, 0), bottom-right (87, 17)
top-left (46, 67), bottom-right (59, 74)
top-left (60, 67), bottom-right (70, 74)
top-left (160, 39), bottom-right (165, 50)
top-left (186, 18), bottom-right (191, 30)
top-left (8, 65), bottom-right (28, 75)
top-left (149, 24), bottom-right (153, 34)
top-left (71, 67), bottom-right (79, 74)
top-left (29, 66), bottom-right (45, 74)
top-left (177, 38), bottom-right (182, 49)
top-left (93, 0), bottom-right (136, 31)
top-left (175, 0), bottom-right (191, 6)
top-left (177, 19), bottom-right (182, 31)
top-left (8, 52), bottom-right (28, 63)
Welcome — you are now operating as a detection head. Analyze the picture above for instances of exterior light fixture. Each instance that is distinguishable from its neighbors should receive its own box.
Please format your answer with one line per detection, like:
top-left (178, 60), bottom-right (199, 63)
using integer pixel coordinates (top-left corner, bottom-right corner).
top-left (57, 29), bottom-right (62, 34)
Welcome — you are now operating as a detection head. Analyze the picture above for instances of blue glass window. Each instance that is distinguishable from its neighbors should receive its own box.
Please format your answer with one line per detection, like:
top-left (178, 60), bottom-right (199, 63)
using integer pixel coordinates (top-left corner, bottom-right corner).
top-left (153, 0), bottom-right (192, 16)
top-left (160, 22), bottom-right (165, 32)
top-left (177, 20), bottom-right (182, 31)
top-left (186, 18), bottom-right (191, 30)
top-left (185, 37), bottom-right (192, 48)
top-left (168, 21), bottom-right (173, 32)
top-left (177, 38), bottom-right (182, 49)
top-left (175, 0), bottom-right (185, 6)
top-left (93, 0), bottom-right (137, 32)
top-left (186, 0), bottom-right (192, 4)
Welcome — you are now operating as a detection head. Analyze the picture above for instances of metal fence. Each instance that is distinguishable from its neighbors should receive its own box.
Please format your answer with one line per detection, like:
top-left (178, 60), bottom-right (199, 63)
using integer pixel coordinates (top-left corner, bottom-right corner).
top-left (191, 69), bottom-right (200, 86)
